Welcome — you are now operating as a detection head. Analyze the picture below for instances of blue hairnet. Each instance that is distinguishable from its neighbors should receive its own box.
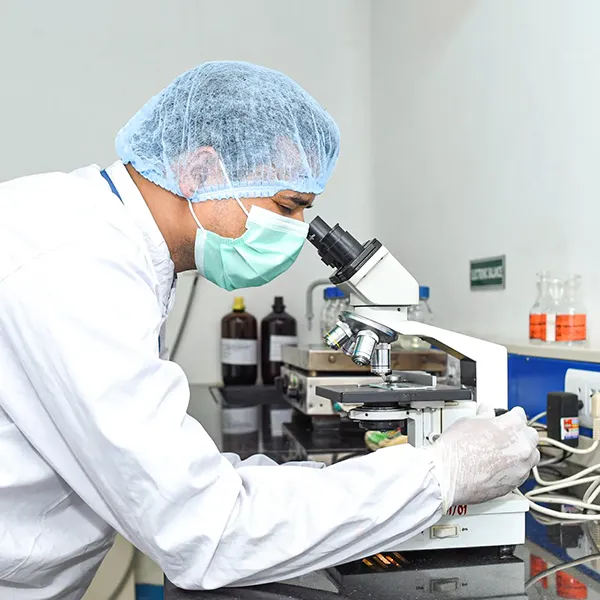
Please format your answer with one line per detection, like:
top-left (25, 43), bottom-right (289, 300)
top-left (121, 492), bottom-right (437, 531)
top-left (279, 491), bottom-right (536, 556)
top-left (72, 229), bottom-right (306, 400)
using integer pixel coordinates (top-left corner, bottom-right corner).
top-left (115, 61), bottom-right (340, 202)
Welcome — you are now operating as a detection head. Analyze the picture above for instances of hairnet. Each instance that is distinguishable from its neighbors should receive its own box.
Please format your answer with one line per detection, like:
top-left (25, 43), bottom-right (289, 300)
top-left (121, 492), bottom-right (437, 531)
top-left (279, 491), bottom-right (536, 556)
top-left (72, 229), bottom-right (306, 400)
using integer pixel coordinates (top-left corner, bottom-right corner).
top-left (115, 61), bottom-right (341, 202)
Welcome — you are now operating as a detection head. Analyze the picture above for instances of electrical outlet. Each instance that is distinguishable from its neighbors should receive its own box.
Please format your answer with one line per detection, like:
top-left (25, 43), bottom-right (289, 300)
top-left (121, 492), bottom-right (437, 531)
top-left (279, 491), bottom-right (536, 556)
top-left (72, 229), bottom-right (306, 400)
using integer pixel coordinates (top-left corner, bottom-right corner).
top-left (565, 369), bottom-right (600, 429)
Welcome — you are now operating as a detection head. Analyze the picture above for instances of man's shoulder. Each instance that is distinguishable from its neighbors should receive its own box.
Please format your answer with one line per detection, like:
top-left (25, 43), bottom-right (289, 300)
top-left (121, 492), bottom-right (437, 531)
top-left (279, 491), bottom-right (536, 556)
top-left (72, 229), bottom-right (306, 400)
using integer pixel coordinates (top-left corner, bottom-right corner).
top-left (0, 165), bottom-right (113, 206)
top-left (0, 166), bottom-right (145, 285)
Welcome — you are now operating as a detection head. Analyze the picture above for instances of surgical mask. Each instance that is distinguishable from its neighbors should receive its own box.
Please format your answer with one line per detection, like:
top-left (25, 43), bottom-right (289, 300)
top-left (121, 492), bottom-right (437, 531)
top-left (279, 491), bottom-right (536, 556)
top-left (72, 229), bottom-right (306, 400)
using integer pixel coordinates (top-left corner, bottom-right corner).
top-left (187, 197), bottom-right (309, 291)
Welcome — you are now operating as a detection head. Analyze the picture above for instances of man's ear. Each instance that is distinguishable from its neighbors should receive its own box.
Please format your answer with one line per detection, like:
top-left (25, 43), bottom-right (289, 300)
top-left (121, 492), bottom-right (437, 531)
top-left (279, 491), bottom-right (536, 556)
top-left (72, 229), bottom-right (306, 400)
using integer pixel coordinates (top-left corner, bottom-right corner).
top-left (177, 146), bottom-right (224, 198)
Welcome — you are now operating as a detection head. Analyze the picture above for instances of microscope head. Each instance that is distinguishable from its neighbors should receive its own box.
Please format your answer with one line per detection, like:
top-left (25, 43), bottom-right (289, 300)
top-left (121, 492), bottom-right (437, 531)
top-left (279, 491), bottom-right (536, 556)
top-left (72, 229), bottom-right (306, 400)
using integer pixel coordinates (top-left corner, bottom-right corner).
top-left (308, 216), bottom-right (420, 307)
top-left (307, 216), bottom-right (508, 429)
top-left (307, 215), bottom-right (421, 377)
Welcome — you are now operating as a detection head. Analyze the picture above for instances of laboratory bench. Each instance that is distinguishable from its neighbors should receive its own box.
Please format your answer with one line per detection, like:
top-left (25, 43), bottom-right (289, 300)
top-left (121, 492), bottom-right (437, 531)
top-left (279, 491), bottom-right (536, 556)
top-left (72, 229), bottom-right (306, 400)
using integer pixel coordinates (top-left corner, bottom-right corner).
top-left (165, 518), bottom-right (600, 599)
top-left (169, 385), bottom-right (600, 600)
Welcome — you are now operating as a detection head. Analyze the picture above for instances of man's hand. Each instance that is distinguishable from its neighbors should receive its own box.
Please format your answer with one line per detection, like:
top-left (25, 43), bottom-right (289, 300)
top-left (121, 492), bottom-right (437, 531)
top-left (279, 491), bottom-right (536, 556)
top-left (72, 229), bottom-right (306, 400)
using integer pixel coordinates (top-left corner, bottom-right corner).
top-left (427, 407), bottom-right (540, 510)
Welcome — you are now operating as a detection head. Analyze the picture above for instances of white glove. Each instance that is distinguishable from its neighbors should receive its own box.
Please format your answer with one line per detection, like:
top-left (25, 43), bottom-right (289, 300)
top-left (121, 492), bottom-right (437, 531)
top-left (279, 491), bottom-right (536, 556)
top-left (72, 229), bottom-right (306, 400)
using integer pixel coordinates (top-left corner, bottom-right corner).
top-left (427, 406), bottom-right (540, 510)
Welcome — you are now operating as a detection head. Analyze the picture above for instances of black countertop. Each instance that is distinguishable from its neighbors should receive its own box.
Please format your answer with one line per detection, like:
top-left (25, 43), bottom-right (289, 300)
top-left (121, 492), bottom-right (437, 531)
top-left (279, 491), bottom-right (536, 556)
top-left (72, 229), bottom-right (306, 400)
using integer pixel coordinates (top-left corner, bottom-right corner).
top-left (169, 385), bottom-right (600, 599)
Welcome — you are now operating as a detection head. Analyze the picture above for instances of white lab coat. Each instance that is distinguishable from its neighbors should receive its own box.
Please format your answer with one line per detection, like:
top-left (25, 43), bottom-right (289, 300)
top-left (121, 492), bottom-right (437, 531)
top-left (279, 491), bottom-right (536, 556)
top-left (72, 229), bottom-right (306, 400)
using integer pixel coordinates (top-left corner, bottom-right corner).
top-left (0, 161), bottom-right (444, 599)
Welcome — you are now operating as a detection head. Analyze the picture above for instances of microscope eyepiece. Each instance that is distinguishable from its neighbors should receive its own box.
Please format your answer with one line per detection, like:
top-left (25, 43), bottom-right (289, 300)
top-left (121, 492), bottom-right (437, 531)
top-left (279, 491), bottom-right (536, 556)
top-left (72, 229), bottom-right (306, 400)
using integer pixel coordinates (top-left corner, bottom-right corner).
top-left (308, 216), bottom-right (383, 284)
top-left (307, 216), bottom-right (366, 270)
top-left (306, 216), bottom-right (330, 247)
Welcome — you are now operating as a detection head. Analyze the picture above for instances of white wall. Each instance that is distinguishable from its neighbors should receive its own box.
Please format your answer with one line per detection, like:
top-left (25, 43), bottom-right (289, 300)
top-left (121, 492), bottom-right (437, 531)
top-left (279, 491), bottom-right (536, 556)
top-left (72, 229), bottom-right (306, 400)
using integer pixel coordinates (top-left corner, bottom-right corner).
top-left (0, 0), bottom-right (374, 383)
top-left (10, 0), bottom-right (595, 379)
top-left (372, 0), bottom-right (600, 345)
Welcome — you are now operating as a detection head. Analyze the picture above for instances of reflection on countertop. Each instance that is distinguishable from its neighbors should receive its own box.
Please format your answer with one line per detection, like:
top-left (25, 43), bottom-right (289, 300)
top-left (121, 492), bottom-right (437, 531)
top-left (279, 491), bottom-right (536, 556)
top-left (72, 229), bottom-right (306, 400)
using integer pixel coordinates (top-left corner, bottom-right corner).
top-left (172, 385), bottom-right (600, 600)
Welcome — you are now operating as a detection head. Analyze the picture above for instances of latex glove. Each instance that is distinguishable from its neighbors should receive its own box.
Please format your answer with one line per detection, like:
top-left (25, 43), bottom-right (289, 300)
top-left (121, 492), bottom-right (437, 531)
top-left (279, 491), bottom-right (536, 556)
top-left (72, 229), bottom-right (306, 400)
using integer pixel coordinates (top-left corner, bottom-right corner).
top-left (427, 406), bottom-right (540, 510)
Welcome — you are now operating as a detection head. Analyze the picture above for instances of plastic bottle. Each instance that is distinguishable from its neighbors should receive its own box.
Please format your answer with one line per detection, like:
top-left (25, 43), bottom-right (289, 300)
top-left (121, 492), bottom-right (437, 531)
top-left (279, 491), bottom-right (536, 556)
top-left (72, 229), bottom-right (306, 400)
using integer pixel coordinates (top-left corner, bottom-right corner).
top-left (337, 290), bottom-right (351, 315)
top-left (409, 286), bottom-right (433, 325)
top-left (321, 288), bottom-right (350, 341)
top-left (261, 296), bottom-right (298, 385)
top-left (556, 275), bottom-right (587, 346)
top-left (221, 296), bottom-right (258, 386)
top-left (529, 272), bottom-right (550, 344)
top-left (404, 286), bottom-right (433, 350)
top-left (320, 287), bottom-right (339, 339)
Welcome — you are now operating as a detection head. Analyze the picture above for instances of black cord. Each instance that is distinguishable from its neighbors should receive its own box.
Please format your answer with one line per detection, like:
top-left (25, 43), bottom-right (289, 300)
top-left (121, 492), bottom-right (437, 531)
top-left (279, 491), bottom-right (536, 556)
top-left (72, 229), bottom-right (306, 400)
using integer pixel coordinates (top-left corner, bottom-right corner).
top-left (169, 272), bottom-right (200, 361)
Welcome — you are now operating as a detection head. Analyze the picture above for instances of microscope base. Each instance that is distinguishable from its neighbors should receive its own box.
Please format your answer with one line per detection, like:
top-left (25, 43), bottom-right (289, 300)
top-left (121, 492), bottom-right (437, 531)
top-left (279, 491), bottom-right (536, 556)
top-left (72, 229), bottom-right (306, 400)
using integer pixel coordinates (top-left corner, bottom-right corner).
top-left (390, 492), bottom-right (528, 552)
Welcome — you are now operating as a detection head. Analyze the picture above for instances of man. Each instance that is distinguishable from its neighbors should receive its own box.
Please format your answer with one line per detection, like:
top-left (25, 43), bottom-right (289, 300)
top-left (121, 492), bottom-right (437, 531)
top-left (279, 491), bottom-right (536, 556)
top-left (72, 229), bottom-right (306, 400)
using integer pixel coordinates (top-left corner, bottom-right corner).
top-left (0, 61), bottom-right (539, 599)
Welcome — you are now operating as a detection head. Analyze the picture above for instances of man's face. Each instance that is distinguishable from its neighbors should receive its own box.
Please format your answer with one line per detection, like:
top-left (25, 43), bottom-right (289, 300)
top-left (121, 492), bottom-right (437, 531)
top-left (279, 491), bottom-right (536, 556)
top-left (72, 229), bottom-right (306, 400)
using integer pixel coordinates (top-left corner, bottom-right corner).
top-left (197, 189), bottom-right (316, 239)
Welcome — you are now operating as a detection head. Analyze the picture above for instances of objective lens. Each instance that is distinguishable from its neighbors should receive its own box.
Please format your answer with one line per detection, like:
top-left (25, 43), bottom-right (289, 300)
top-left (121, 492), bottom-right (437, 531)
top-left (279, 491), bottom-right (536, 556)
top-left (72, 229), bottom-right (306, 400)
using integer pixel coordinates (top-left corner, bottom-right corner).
top-left (323, 321), bottom-right (353, 350)
top-left (341, 338), bottom-right (356, 357)
top-left (371, 343), bottom-right (392, 376)
top-left (352, 330), bottom-right (379, 366)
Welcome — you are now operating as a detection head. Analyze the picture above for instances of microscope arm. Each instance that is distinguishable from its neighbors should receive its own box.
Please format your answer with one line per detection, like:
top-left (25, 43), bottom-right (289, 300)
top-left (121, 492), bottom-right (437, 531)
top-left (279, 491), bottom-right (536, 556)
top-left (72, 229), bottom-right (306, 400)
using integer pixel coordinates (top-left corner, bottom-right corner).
top-left (352, 307), bottom-right (508, 411)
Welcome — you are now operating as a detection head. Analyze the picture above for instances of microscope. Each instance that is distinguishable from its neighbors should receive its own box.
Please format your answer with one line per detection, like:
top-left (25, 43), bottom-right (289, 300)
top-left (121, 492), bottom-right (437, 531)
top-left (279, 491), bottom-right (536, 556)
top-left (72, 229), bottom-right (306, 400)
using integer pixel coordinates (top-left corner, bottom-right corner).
top-left (307, 216), bottom-right (528, 554)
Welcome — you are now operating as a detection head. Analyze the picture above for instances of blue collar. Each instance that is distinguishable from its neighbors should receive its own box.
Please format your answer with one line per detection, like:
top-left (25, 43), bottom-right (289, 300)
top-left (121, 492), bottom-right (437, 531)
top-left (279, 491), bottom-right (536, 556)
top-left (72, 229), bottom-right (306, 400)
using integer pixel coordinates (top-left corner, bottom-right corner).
top-left (99, 169), bottom-right (123, 203)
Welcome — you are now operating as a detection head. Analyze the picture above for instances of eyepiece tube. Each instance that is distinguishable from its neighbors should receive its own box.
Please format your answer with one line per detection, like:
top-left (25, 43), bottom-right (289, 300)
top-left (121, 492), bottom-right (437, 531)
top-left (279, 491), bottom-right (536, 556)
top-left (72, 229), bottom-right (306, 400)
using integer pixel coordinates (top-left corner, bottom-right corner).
top-left (307, 216), bottom-right (330, 246)
top-left (308, 216), bottom-right (365, 270)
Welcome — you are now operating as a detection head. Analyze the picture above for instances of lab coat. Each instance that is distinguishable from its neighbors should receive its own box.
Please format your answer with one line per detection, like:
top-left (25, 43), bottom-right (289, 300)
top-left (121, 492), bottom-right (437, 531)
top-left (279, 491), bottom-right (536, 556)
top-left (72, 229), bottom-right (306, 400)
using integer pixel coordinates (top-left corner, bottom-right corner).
top-left (0, 161), bottom-right (443, 599)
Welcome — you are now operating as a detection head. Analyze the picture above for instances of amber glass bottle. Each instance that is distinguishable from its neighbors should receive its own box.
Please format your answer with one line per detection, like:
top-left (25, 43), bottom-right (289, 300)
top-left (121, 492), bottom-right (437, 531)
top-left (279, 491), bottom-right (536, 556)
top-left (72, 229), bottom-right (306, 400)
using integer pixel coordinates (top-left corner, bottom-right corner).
top-left (260, 296), bottom-right (297, 385)
top-left (221, 297), bottom-right (258, 386)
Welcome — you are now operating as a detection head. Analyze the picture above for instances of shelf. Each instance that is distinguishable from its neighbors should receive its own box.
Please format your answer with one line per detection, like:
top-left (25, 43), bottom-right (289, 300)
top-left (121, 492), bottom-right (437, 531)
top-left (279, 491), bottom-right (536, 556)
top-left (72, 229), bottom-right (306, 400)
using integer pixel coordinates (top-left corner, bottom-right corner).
top-left (486, 337), bottom-right (600, 364)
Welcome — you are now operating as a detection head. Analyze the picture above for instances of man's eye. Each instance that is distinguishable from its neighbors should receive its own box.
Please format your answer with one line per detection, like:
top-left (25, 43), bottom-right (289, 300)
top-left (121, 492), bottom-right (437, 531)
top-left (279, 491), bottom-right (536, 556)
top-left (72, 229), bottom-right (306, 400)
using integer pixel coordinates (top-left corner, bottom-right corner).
top-left (279, 205), bottom-right (294, 214)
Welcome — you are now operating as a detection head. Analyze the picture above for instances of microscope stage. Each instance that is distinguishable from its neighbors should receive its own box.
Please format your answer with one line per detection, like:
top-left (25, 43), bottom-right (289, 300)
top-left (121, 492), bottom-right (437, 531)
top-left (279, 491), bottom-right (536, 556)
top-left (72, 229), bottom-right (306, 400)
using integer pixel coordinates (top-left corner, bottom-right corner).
top-left (315, 383), bottom-right (473, 405)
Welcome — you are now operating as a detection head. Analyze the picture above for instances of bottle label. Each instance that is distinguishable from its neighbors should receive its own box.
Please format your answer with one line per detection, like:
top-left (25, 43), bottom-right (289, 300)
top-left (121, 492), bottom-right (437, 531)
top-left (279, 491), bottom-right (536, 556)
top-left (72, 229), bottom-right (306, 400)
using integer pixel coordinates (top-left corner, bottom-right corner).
top-left (221, 339), bottom-right (257, 365)
top-left (269, 335), bottom-right (298, 362)
top-left (540, 314), bottom-right (556, 342)
top-left (529, 314), bottom-right (545, 340)
top-left (560, 416), bottom-right (579, 441)
top-left (556, 314), bottom-right (587, 342)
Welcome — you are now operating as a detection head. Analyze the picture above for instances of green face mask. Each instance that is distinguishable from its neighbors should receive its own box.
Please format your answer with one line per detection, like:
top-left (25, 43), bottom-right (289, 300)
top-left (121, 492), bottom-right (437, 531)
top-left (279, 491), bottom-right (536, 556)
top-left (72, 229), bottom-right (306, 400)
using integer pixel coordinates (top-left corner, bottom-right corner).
top-left (188, 199), bottom-right (309, 291)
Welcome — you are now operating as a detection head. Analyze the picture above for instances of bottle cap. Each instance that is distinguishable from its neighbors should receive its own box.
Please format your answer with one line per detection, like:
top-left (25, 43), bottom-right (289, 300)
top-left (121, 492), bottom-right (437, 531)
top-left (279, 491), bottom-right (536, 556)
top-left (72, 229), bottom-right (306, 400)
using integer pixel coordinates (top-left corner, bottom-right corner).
top-left (232, 296), bottom-right (245, 311)
top-left (273, 296), bottom-right (285, 312)
top-left (419, 286), bottom-right (430, 300)
top-left (324, 287), bottom-right (348, 299)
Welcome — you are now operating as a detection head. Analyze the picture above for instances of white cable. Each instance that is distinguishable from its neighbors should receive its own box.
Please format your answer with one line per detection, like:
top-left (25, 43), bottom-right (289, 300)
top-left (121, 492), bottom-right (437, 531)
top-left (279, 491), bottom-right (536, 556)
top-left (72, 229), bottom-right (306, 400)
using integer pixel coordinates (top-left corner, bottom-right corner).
top-left (528, 411), bottom-right (547, 426)
top-left (525, 553), bottom-right (600, 590)
top-left (524, 398), bottom-right (600, 522)
top-left (523, 473), bottom-right (600, 520)
top-left (534, 460), bottom-right (600, 486)
top-left (524, 477), bottom-right (600, 516)
top-left (531, 512), bottom-right (588, 526)
top-left (516, 491), bottom-right (600, 521)
top-left (526, 495), bottom-right (600, 512)
top-left (539, 439), bottom-right (599, 455)
top-left (533, 463), bottom-right (600, 485)
top-left (586, 479), bottom-right (600, 505)
top-left (527, 476), bottom-right (600, 497)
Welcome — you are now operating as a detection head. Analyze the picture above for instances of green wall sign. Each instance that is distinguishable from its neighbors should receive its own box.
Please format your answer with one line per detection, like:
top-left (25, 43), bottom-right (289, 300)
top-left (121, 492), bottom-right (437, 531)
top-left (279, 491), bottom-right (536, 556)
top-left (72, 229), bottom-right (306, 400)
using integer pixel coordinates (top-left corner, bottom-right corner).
top-left (470, 255), bottom-right (505, 290)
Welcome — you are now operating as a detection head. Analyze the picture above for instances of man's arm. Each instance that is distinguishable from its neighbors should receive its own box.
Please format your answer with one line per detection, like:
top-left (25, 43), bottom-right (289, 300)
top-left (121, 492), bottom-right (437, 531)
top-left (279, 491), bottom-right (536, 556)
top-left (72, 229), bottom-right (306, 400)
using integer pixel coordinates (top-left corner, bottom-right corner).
top-left (0, 230), bottom-right (443, 590)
